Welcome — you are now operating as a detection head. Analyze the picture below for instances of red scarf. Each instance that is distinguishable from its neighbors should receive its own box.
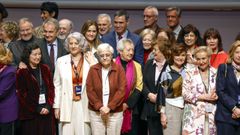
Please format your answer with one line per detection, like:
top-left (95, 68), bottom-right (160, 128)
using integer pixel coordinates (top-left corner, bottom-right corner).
top-left (115, 56), bottom-right (135, 133)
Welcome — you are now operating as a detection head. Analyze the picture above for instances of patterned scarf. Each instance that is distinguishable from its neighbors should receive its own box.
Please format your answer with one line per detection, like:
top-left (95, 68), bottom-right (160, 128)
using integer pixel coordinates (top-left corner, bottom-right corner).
top-left (232, 60), bottom-right (240, 72)
top-left (115, 56), bottom-right (135, 133)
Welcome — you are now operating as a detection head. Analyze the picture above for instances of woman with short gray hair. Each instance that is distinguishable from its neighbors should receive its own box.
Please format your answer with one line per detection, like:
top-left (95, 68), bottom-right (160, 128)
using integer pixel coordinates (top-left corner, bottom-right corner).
top-left (87, 43), bottom-right (126, 135)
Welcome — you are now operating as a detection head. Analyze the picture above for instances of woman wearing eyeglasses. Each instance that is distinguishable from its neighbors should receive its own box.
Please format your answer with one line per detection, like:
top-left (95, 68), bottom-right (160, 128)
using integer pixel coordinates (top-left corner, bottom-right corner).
top-left (86, 43), bottom-right (126, 135)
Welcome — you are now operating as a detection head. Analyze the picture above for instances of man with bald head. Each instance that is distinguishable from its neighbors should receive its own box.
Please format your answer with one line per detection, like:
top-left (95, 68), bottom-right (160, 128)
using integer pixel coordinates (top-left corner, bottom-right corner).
top-left (135, 6), bottom-right (162, 35)
top-left (97, 13), bottom-right (112, 39)
top-left (9, 18), bottom-right (41, 66)
top-left (58, 18), bottom-right (73, 40)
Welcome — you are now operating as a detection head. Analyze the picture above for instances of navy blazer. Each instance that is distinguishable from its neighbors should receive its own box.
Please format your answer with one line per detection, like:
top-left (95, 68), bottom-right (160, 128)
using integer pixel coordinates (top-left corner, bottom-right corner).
top-left (38, 38), bottom-right (68, 74)
top-left (141, 59), bottom-right (167, 119)
top-left (101, 30), bottom-right (144, 66)
top-left (216, 63), bottom-right (240, 125)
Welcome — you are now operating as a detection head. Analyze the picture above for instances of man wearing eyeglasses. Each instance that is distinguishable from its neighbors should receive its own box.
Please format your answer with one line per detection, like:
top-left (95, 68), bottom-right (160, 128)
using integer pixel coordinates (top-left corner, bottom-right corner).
top-left (135, 6), bottom-right (162, 35)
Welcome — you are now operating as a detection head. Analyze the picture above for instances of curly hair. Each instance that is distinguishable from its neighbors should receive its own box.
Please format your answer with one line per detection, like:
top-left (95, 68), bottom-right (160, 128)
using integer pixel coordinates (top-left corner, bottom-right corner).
top-left (0, 21), bottom-right (19, 41)
top-left (0, 44), bottom-right (12, 65)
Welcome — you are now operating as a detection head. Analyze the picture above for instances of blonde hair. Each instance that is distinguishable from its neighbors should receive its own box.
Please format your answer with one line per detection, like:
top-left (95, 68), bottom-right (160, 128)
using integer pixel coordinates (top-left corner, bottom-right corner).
top-left (0, 44), bottom-right (13, 64)
top-left (193, 46), bottom-right (212, 58)
top-left (227, 40), bottom-right (240, 63)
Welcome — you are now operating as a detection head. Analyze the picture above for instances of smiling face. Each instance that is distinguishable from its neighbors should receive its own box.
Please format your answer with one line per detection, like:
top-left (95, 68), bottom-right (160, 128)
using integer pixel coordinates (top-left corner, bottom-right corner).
top-left (29, 48), bottom-right (42, 68)
top-left (184, 32), bottom-right (197, 47)
top-left (173, 52), bottom-right (186, 68)
top-left (114, 16), bottom-right (128, 36)
top-left (68, 37), bottom-right (81, 57)
top-left (97, 16), bottom-right (112, 36)
top-left (142, 33), bottom-right (153, 50)
top-left (19, 21), bottom-right (33, 41)
top-left (85, 25), bottom-right (97, 43)
top-left (41, 11), bottom-right (52, 21)
top-left (43, 23), bottom-right (58, 44)
top-left (195, 51), bottom-right (209, 71)
top-left (119, 42), bottom-right (134, 62)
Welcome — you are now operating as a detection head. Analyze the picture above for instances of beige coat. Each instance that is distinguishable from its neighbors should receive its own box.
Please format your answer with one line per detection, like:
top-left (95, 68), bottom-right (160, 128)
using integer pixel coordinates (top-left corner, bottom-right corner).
top-left (53, 54), bottom-right (92, 122)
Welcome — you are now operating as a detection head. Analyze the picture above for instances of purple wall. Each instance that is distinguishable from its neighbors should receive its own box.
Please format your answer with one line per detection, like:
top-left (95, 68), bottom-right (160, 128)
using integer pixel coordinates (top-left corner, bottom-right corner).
top-left (6, 7), bottom-right (240, 51)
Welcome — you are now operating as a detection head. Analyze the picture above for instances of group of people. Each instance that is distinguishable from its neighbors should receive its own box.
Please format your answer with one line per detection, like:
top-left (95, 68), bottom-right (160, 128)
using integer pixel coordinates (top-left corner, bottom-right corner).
top-left (1, 1), bottom-right (240, 135)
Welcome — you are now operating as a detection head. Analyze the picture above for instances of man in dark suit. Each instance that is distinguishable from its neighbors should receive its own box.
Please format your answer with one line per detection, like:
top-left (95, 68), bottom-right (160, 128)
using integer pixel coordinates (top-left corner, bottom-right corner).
top-left (101, 10), bottom-right (144, 65)
top-left (39, 18), bottom-right (67, 74)
top-left (134, 6), bottom-right (162, 35)
top-left (165, 6), bottom-right (183, 41)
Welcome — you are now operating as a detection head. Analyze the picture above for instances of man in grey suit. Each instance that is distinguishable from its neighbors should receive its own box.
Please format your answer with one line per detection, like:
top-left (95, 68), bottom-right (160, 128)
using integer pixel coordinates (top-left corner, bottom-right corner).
top-left (39, 18), bottom-right (67, 74)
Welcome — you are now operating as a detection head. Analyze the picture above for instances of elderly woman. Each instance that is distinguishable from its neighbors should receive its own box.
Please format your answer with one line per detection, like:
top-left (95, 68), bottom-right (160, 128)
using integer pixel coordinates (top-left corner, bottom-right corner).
top-left (141, 41), bottom-right (168, 135)
top-left (16, 43), bottom-right (55, 135)
top-left (0, 44), bottom-right (18, 135)
top-left (140, 28), bottom-right (156, 64)
top-left (203, 28), bottom-right (228, 69)
top-left (53, 32), bottom-right (95, 135)
top-left (159, 43), bottom-right (187, 135)
top-left (182, 46), bottom-right (218, 135)
top-left (86, 43), bottom-right (126, 135)
top-left (115, 39), bottom-right (143, 134)
top-left (215, 40), bottom-right (240, 135)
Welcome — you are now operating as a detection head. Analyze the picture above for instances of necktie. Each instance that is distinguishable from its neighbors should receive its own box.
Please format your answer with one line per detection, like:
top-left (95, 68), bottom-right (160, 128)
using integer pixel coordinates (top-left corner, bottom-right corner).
top-left (118, 35), bottom-right (122, 40)
top-left (49, 44), bottom-right (55, 68)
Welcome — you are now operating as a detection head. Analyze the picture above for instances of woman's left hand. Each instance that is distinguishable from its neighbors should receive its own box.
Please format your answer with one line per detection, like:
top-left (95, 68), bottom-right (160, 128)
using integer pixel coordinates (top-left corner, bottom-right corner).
top-left (40, 108), bottom-right (49, 115)
top-left (160, 113), bottom-right (167, 129)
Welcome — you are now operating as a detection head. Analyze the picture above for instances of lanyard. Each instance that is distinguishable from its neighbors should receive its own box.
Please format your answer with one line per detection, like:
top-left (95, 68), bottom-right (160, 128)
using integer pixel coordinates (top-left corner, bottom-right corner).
top-left (199, 68), bottom-right (210, 94)
top-left (71, 58), bottom-right (82, 85)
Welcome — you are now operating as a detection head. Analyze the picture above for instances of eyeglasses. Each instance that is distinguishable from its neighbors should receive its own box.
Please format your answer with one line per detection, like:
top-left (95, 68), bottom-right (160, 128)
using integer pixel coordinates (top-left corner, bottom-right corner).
top-left (99, 53), bottom-right (112, 59)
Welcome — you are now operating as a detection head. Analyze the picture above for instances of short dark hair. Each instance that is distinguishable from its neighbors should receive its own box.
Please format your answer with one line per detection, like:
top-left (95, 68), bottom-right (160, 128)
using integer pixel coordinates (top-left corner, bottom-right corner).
top-left (203, 28), bottom-right (223, 52)
top-left (168, 43), bottom-right (187, 65)
top-left (0, 3), bottom-right (8, 19)
top-left (40, 2), bottom-right (59, 19)
top-left (21, 44), bottom-right (41, 65)
top-left (114, 10), bottom-right (129, 21)
top-left (177, 24), bottom-right (203, 47)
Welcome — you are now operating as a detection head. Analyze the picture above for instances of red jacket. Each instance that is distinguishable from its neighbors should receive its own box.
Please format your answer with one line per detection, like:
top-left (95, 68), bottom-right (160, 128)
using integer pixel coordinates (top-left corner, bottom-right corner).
top-left (16, 64), bottom-right (54, 120)
top-left (86, 62), bottom-right (126, 112)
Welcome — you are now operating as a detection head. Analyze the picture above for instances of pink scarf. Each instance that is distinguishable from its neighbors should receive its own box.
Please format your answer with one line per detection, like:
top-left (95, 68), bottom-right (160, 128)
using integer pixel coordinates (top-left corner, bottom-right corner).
top-left (115, 56), bottom-right (135, 133)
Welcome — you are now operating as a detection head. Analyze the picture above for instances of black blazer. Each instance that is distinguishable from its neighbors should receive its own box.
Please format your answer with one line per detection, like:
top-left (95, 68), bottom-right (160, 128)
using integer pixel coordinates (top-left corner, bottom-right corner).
top-left (141, 59), bottom-right (167, 120)
top-left (39, 38), bottom-right (68, 74)
top-left (216, 63), bottom-right (240, 125)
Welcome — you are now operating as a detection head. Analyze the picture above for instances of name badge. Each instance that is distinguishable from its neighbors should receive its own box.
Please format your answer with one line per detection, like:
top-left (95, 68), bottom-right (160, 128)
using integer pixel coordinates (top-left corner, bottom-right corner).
top-left (205, 103), bottom-right (214, 113)
top-left (75, 85), bottom-right (82, 95)
top-left (39, 94), bottom-right (46, 104)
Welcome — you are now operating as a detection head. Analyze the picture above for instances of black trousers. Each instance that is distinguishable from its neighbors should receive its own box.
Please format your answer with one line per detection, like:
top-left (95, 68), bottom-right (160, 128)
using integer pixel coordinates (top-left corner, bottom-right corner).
top-left (0, 121), bottom-right (15, 135)
top-left (147, 116), bottom-right (163, 135)
top-left (216, 120), bottom-right (240, 135)
top-left (121, 114), bottom-right (144, 135)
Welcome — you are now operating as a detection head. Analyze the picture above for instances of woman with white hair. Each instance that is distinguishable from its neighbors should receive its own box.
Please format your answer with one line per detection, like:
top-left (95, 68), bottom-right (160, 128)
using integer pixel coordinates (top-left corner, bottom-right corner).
top-left (53, 32), bottom-right (95, 135)
top-left (86, 43), bottom-right (126, 135)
